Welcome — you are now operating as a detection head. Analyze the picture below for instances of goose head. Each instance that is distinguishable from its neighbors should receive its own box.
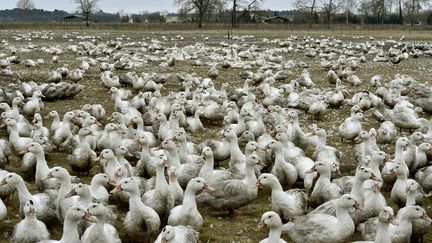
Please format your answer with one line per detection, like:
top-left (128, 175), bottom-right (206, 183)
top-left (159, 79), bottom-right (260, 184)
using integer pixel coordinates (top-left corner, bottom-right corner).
top-left (356, 166), bottom-right (381, 182)
top-left (87, 202), bottom-right (107, 218)
top-left (368, 151), bottom-right (389, 166)
top-left (257, 211), bottom-right (282, 230)
top-left (245, 141), bottom-right (260, 153)
top-left (418, 143), bottom-right (432, 152)
top-left (160, 139), bottom-right (177, 151)
top-left (338, 194), bottom-right (363, 210)
top-left (65, 183), bottom-right (90, 198)
top-left (353, 130), bottom-right (369, 143)
top-left (187, 177), bottom-right (214, 192)
top-left (32, 113), bottom-right (43, 123)
top-left (95, 149), bottom-right (115, 161)
top-left (110, 166), bottom-right (127, 185)
top-left (24, 199), bottom-right (36, 217)
top-left (378, 206), bottom-right (398, 226)
top-left (111, 177), bottom-right (138, 193)
top-left (46, 110), bottom-right (59, 119)
top-left (265, 140), bottom-right (282, 152)
top-left (63, 111), bottom-right (76, 122)
top-left (306, 161), bottom-right (331, 174)
top-left (92, 173), bottom-right (110, 186)
top-left (78, 127), bottom-right (93, 137)
top-left (239, 131), bottom-right (255, 141)
top-left (156, 154), bottom-right (169, 169)
top-left (160, 225), bottom-right (176, 243)
top-left (66, 205), bottom-right (96, 223)
top-left (256, 173), bottom-right (278, 188)
top-left (410, 131), bottom-right (425, 144)
top-left (404, 205), bottom-right (432, 222)
top-left (387, 163), bottom-right (407, 176)
top-left (406, 179), bottom-right (419, 195)
top-left (116, 146), bottom-right (132, 157)
top-left (20, 142), bottom-right (44, 155)
top-left (0, 173), bottom-right (22, 186)
top-left (246, 154), bottom-right (260, 167)
top-left (396, 137), bottom-right (409, 150)
top-left (45, 167), bottom-right (70, 180)
top-left (201, 146), bottom-right (213, 160)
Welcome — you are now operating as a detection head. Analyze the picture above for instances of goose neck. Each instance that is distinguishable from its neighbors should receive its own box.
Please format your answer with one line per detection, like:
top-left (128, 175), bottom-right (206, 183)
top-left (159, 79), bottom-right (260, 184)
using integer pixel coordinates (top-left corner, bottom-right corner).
top-left (268, 227), bottom-right (283, 242)
top-left (60, 218), bottom-right (80, 243)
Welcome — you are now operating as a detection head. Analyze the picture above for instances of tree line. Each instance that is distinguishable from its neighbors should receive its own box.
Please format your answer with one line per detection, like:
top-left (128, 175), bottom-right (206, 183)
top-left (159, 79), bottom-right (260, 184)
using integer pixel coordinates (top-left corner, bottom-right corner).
top-left (13, 0), bottom-right (432, 27)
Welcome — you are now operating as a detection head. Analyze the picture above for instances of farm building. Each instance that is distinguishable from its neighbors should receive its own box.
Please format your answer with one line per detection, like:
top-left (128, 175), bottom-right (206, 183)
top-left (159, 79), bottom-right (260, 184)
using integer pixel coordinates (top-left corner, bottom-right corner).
top-left (263, 16), bottom-right (290, 24)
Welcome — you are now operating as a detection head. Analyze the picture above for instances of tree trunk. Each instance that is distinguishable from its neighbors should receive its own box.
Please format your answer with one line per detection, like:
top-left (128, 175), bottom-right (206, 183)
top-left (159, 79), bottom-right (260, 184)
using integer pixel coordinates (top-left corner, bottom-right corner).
top-left (309, 0), bottom-right (316, 28)
top-left (85, 15), bottom-right (89, 27)
top-left (198, 12), bottom-right (203, 28)
top-left (399, 0), bottom-right (403, 25)
top-left (231, 0), bottom-right (237, 27)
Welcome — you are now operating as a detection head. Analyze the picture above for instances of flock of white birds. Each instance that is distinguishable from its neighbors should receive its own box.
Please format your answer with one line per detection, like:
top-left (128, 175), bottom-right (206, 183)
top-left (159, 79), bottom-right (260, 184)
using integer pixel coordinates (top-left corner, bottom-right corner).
top-left (0, 30), bottom-right (431, 243)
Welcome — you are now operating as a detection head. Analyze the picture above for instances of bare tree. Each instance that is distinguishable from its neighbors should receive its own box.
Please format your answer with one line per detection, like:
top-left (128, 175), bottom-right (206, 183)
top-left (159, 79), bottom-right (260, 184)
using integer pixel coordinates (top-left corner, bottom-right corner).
top-left (323, 0), bottom-right (337, 26)
top-left (16, 0), bottom-right (35, 9)
top-left (230, 0), bottom-right (263, 27)
top-left (340, 0), bottom-right (356, 24)
top-left (404, 0), bottom-right (430, 25)
top-left (174, 0), bottom-right (222, 28)
top-left (74, 0), bottom-right (99, 27)
top-left (296, 0), bottom-right (318, 28)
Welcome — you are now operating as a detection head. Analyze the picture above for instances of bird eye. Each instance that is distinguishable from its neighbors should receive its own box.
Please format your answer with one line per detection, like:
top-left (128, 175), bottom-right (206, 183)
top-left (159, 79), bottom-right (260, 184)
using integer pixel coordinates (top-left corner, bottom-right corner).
top-left (125, 181), bottom-right (128, 184)
top-left (93, 205), bottom-right (96, 208)
top-left (416, 208), bottom-right (419, 211)
top-left (55, 169), bottom-right (59, 171)
top-left (78, 185), bottom-right (82, 188)
top-left (269, 215), bottom-right (272, 218)
top-left (77, 208), bottom-right (80, 211)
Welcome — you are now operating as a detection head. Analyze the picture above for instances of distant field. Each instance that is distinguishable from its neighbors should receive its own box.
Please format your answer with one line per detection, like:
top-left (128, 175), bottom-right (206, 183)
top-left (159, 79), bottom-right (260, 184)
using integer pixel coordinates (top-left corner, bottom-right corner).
top-left (1, 22), bottom-right (432, 40)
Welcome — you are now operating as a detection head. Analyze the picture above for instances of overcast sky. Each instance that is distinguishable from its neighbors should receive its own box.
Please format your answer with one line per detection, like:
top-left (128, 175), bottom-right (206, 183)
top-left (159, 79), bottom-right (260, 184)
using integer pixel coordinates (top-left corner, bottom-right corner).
top-left (4, 0), bottom-right (295, 13)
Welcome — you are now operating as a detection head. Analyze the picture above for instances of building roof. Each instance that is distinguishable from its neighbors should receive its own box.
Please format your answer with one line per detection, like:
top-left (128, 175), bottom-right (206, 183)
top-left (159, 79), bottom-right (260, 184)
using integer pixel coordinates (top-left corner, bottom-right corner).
top-left (63, 14), bottom-right (84, 19)
top-left (263, 16), bottom-right (290, 21)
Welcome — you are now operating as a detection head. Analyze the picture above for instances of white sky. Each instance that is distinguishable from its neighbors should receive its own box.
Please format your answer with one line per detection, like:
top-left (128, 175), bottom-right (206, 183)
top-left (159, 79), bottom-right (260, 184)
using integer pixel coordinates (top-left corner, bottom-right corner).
top-left (4, 0), bottom-right (296, 13)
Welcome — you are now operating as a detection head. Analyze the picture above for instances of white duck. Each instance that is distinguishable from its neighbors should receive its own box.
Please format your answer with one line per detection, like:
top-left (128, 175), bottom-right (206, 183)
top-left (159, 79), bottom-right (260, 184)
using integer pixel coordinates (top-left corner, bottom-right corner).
top-left (142, 154), bottom-right (175, 223)
top-left (168, 177), bottom-right (213, 230)
top-left (39, 205), bottom-right (97, 243)
top-left (11, 199), bottom-right (50, 243)
top-left (282, 194), bottom-right (360, 243)
top-left (359, 205), bottom-right (432, 242)
top-left (352, 206), bottom-right (398, 243)
top-left (256, 173), bottom-right (308, 221)
top-left (81, 202), bottom-right (121, 243)
top-left (0, 173), bottom-right (56, 223)
top-left (23, 90), bottom-right (44, 117)
top-left (338, 112), bottom-right (364, 141)
top-left (154, 225), bottom-right (199, 243)
top-left (68, 127), bottom-right (96, 173)
top-left (307, 161), bottom-right (342, 207)
top-left (266, 140), bottom-right (298, 189)
top-left (111, 177), bottom-right (160, 242)
top-left (45, 166), bottom-right (78, 222)
top-left (257, 211), bottom-right (287, 243)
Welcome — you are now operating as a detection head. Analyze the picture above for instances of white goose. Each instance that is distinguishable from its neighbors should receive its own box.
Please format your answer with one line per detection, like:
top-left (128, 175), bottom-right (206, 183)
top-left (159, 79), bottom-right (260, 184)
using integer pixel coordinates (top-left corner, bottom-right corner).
top-left (282, 194), bottom-right (360, 243)
top-left (0, 173), bottom-right (56, 223)
top-left (257, 211), bottom-right (287, 243)
top-left (81, 202), bottom-right (121, 243)
top-left (168, 177), bottom-right (213, 230)
top-left (154, 225), bottom-right (199, 243)
top-left (256, 173), bottom-right (308, 221)
top-left (39, 205), bottom-right (97, 243)
top-left (111, 177), bottom-right (160, 242)
top-left (11, 199), bottom-right (50, 243)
